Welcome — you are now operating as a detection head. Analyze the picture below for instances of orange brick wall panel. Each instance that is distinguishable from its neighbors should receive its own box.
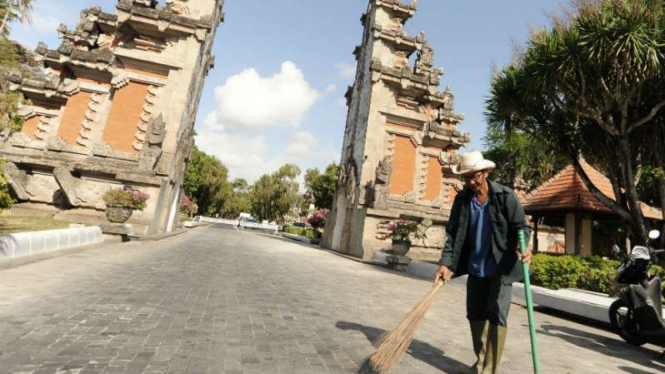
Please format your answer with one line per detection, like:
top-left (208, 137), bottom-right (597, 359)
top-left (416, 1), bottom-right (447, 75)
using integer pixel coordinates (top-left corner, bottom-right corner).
top-left (390, 135), bottom-right (417, 195)
top-left (425, 157), bottom-right (443, 200)
top-left (58, 91), bottom-right (92, 145)
top-left (104, 82), bottom-right (150, 153)
top-left (21, 116), bottom-right (41, 138)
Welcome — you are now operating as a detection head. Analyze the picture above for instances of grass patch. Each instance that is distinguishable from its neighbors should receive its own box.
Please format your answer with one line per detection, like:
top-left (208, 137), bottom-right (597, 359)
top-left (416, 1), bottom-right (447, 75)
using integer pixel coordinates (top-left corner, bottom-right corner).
top-left (0, 214), bottom-right (73, 235)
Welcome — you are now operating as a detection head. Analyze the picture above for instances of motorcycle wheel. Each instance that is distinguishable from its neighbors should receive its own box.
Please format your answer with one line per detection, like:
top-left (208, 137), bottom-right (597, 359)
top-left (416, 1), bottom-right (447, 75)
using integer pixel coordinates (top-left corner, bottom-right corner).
top-left (609, 299), bottom-right (647, 346)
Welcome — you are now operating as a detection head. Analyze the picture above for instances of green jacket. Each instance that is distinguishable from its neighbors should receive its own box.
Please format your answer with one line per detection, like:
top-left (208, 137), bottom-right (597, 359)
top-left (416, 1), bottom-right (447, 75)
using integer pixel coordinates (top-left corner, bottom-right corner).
top-left (439, 180), bottom-right (531, 284)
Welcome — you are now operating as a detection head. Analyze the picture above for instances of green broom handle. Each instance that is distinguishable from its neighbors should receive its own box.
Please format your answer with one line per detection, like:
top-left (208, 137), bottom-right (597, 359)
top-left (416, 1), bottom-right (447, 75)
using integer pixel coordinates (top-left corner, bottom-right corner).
top-left (519, 229), bottom-right (541, 374)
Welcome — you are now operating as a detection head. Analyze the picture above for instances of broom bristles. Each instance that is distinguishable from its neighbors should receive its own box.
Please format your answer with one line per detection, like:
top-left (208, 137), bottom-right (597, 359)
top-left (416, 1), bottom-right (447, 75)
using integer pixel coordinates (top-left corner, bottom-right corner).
top-left (367, 280), bottom-right (444, 374)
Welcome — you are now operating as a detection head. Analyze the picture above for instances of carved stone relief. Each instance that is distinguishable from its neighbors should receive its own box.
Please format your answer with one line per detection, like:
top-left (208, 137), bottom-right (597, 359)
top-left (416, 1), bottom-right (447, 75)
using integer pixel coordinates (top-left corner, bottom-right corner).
top-left (417, 155), bottom-right (428, 199)
top-left (77, 92), bottom-right (108, 147)
top-left (46, 136), bottom-right (67, 151)
top-left (166, 0), bottom-right (191, 15)
top-left (53, 166), bottom-right (105, 209)
top-left (1, 162), bottom-right (33, 200)
top-left (92, 142), bottom-right (113, 157)
top-left (372, 156), bottom-right (393, 209)
top-left (35, 115), bottom-right (56, 140)
top-left (393, 51), bottom-right (408, 70)
top-left (9, 132), bottom-right (32, 148)
top-left (410, 131), bottom-right (423, 146)
top-left (138, 114), bottom-right (167, 172)
top-left (415, 42), bottom-right (434, 73)
top-left (133, 85), bottom-right (162, 152)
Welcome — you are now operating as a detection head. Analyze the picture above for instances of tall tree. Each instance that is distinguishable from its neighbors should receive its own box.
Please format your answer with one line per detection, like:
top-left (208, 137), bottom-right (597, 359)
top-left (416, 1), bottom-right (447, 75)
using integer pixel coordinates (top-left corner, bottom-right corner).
top-left (221, 178), bottom-right (251, 219)
top-left (183, 146), bottom-right (232, 216)
top-left (304, 163), bottom-right (338, 210)
top-left (486, 0), bottom-right (665, 244)
top-left (249, 164), bottom-right (301, 223)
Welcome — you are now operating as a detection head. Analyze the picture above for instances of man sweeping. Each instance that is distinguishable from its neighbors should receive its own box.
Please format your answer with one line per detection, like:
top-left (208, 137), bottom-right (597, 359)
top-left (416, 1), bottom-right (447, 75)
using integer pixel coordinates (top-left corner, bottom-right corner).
top-left (434, 151), bottom-right (532, 374)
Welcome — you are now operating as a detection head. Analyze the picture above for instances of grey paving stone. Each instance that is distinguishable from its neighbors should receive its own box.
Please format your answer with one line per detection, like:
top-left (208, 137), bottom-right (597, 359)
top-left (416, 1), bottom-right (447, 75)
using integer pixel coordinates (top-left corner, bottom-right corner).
top-left (0, 226), bottom-right (664, 373)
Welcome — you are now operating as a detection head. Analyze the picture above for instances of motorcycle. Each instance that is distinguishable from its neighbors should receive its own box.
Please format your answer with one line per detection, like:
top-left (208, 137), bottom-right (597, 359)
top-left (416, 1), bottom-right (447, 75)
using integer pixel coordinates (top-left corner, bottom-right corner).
top-left (609, 229), bottom-right (665, 357)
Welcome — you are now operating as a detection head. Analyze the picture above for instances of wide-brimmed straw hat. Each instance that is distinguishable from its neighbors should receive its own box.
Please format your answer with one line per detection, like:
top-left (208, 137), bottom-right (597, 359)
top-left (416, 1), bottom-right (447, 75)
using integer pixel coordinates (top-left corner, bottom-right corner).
top-left (451, 151), bottom-right (496, 175)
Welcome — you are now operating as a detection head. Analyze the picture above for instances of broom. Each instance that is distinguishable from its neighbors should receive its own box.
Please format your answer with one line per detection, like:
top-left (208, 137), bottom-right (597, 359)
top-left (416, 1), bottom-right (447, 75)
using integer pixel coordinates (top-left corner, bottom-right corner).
top-left (367, 279), bottom-right (445, 374)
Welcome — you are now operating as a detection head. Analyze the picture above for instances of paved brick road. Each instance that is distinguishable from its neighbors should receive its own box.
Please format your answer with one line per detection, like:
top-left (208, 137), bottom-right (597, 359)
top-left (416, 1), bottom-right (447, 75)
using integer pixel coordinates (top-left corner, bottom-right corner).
top-left (0, 225), bottom-right (664, 374)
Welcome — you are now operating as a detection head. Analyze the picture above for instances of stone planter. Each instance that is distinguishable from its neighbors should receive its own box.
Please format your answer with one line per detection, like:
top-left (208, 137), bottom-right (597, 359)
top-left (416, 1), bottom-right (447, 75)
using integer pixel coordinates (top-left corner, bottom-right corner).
top-left (105, 205), bottom-right (133, 223)
top-left (391, 240), bottom-right (411, 256)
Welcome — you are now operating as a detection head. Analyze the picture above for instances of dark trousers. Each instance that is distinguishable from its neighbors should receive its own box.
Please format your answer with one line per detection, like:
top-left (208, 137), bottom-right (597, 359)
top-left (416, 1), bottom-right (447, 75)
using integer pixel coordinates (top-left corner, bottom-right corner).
top-left (466, 274), bottom-right (512, 326)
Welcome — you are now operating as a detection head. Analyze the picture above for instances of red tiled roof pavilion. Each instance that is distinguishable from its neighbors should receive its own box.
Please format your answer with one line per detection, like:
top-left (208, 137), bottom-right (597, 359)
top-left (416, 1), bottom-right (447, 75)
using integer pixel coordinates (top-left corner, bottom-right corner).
top-left (522, 160), bottom-right (662, 220)
top-left (522, 160), bottom-right (662, 255)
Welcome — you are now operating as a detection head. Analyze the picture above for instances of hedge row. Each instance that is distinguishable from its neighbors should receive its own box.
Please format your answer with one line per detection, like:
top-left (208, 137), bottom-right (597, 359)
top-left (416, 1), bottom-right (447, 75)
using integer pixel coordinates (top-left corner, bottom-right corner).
top-left (283, 226), bottom-right (316, 239)
top-left (530, 254), bottom-right (665, 294)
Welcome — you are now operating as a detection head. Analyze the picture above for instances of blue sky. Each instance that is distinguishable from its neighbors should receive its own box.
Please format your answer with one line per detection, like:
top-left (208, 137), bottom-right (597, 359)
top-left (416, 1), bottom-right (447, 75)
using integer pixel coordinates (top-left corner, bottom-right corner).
top-left (11, 0), bottom-right (564, 183)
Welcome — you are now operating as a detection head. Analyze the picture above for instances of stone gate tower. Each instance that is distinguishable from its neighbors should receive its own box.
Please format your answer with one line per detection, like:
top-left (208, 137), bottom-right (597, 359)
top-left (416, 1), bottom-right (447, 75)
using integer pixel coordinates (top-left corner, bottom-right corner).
top-left (3, 0), bottom-right (224, 234)
top-left (324, 0), bottom-right (470, 260)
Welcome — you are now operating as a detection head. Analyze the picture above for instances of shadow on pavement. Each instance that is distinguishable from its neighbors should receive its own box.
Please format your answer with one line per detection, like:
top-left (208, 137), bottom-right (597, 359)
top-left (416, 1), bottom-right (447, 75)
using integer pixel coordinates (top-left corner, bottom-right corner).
top-left (618, 367), bottom-right (661, 374)
top-left (538, 322), bottom-right (665, 372)
top-left (336, 321), bottom-right (470, 374)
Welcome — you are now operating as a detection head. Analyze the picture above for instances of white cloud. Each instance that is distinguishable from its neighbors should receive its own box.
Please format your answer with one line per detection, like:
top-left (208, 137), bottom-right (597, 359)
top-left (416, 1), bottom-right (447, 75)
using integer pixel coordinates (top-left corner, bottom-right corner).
top-left (207, 61), bottom-right (323, 131)
top-left (197, 61), bottom-right (340, 183)
top-left (334, 62), bottom-right (357, 79)
top-left (31, 12), bottom-right (62, 34)
top-left (196, 128), bottom-right (338, 184)
top-left (195, 130), bottom-right (269, 183)
top-left (284, 131), bottom-right (320, 158)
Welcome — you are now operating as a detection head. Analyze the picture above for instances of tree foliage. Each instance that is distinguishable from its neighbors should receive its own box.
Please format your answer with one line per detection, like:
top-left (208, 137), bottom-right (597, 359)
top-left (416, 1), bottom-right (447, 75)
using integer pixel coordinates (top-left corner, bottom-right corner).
top-left (249, 164), bottom-right (301, 223)
top-left (486, 0), bottom-right (665, 244)
top-left (183, 146), bottom-right (233, 216)
top-left (304, 162), bottom-right (338, 210)
top-left (0, 0), bottom-right (33, 37)
top-left (221, 178), bottom-right (251, 219)
top-left (483, 127), bottom-right (567, 190)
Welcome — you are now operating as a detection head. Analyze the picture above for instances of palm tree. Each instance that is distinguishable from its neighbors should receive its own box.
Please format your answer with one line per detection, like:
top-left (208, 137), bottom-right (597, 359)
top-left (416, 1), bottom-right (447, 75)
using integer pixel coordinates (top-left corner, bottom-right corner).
top-left (485, 66), bottom-right (568, 189)
top-left (486, 0), bottom-right (665, 244)
top-left (0, 0), bottom-right (33, 37)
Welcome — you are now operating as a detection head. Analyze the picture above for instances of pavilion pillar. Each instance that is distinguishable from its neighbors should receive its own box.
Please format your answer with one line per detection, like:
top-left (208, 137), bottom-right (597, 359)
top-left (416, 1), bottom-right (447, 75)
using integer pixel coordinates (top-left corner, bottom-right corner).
top-left (565, 212), bottom-right (577, 254)
top-left (581, 215), bottom-right (593, 255)
top-left (533, 215), bottom-right (539, 253)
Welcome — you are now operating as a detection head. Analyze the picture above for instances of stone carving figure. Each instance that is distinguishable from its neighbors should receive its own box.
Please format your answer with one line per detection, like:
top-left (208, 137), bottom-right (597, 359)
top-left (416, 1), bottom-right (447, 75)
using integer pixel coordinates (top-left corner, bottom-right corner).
top-left (373, 156), bottom-right (393, 209)
top-left (415, 42), bottom-right (434, 72)
top-left (138, 114), bottom-right (167, 172)
top-left (345, 163), bottom-right (357, 206)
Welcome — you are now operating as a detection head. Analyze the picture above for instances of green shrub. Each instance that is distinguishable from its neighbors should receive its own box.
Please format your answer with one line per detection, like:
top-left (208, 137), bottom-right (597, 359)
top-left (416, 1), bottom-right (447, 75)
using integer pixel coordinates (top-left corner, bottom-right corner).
top-left (530, 254), bottom-right (587, 290)
top-left (284, 226), bottom-right (315, 238)
top-left (301, 229), bottom-right (315, 239)
top-left (284, 226), bottom-right (302, 235)
top-left (580, 266), bottom-right (616, 294)
top-left (530, 253), bottom-right (665, 295)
